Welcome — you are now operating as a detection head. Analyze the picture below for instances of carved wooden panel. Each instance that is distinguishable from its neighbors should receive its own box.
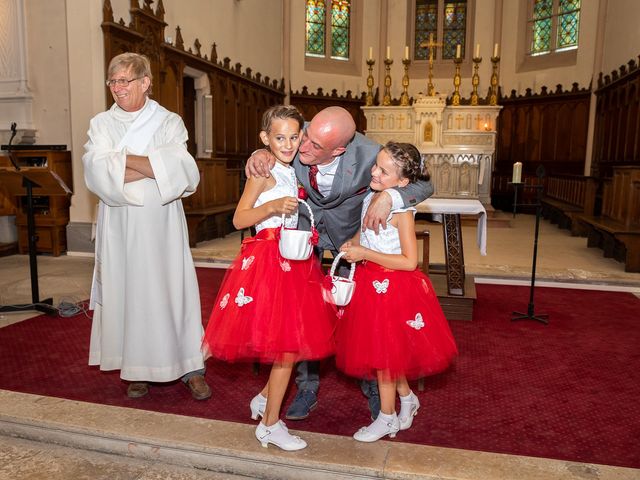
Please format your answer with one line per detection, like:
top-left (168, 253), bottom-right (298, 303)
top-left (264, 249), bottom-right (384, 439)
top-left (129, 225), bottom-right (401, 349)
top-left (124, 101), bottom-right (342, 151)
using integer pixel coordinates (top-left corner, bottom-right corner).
top-left (101, 0), bottom-right (285, 240)
top-left (492, 84), bottom-right (591, 210)
top-left (592, 59), bottom-right (640, 178)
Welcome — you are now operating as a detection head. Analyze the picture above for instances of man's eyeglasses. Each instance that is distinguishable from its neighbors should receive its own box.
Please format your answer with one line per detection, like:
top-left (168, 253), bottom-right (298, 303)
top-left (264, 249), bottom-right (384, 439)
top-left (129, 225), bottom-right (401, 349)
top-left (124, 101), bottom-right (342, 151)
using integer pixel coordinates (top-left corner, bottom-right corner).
top-left (106, 77), bottom-right (143, 88)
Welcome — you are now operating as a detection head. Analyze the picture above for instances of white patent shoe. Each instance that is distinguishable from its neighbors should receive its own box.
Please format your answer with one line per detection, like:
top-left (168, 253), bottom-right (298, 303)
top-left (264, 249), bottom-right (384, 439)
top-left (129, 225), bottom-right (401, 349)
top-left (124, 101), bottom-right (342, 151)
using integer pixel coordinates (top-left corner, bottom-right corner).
top-left (398, 391), bottom-right (420, 430)
top-left (250, 393), bottom-right (267, 420)
top-left (255, 421), bottom-right (307, 451)
top-left (353, 412), bottom-right (400, 442)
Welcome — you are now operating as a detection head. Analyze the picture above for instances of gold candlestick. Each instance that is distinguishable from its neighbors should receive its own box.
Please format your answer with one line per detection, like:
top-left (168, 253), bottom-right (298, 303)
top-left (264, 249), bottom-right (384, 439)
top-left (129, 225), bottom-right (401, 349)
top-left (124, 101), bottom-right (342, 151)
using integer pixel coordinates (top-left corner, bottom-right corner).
top-left (400, 58), bottom-right (411, 106)
top-left (489, 55), bottom-right (500, 106)
top-left (365, 58), bottom-right (375, 106)
top-left (452, 56), bottom-right (462, 106)
top-left (382, 57), bottom-right (393, 106)
top-left (471, 55), bottom-right (482, 106)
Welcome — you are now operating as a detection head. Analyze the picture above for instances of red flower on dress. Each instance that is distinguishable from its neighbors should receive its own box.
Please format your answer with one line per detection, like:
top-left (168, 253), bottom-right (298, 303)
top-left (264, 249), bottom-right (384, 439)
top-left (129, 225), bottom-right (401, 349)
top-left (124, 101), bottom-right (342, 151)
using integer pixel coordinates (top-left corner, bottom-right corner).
top-left (297, 182), bottom-right (308, 200)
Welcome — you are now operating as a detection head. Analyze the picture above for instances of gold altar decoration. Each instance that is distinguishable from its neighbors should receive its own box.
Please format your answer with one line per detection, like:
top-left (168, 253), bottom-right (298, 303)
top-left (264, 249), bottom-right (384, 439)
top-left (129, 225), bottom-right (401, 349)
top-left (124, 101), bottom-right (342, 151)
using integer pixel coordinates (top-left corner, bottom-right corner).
top-left (365, 58), bottom-right (375, 106)
top-left (489, 54), bottom-right (500, 106)
top-left (383, 56), bottom-right (393, 106)
top-left (419, 33), bottom-right (443, 96)
top-left (452, 55), bottom-right (462, 106)
top-left (471, 54), bottom-right (482, 106)
top-left (400, 57), bottom-right (411, 106)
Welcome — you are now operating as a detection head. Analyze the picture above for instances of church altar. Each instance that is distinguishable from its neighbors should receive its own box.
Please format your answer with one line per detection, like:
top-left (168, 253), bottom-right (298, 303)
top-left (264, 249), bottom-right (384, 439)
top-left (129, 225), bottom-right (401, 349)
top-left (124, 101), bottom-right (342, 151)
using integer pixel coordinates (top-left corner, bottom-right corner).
top-left (362, 94), bottom-right (502, 206)
top-left (416, 198), bottom-right (487, 297)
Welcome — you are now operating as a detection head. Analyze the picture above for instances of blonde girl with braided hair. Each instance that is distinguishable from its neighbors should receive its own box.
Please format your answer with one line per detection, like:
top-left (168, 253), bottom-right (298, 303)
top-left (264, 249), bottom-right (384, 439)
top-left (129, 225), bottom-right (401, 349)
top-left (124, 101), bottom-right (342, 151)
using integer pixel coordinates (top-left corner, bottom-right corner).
top-left (335, 141), bottom-right (458, 443)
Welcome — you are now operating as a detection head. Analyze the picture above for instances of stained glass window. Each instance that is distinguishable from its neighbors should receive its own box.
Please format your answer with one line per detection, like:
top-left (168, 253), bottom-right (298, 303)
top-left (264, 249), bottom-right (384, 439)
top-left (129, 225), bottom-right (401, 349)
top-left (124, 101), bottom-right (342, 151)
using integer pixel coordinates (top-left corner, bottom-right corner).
top-left (305, 0), bottom-right (351, 60)
top-left (331, 1), bottom-right (350, 59)
top-left (442, 1), bottom-right (467, 59)
top-left (306, 0), bottom-right (326, 57)
top-left (413, 0), bottom-right (467, 62)
top-left (557, 0), bottom-right (580, 50)
top-left (529, 0), bottom-right (580, 55)
top-left (414, 0), bottom-right (438, 61)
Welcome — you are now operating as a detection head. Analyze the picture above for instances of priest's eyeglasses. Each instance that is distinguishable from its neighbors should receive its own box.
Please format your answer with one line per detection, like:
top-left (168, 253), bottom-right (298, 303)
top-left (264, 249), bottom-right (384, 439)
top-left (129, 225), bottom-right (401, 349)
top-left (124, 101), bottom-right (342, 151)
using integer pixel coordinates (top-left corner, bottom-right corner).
top-left (106, 77), bottom-right (143, 88)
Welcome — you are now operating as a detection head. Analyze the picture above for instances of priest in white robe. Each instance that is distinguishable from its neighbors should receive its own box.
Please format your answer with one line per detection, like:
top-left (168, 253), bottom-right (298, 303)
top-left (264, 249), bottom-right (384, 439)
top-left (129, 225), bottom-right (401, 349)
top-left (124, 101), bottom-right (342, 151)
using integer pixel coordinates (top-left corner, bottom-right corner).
top-left (82, 52), bottom-right (211, 401)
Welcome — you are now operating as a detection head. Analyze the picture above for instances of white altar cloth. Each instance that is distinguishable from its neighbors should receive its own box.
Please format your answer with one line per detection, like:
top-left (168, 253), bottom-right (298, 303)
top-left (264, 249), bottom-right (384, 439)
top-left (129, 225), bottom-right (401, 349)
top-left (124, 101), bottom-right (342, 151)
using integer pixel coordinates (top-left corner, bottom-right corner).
top-left (415, 198), bottom-right (487, 255)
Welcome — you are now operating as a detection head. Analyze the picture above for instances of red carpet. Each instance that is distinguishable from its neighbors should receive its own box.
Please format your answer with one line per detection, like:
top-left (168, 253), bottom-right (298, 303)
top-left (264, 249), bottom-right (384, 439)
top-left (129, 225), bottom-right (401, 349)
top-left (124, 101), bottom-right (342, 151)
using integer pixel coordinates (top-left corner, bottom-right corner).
top-left (1, 267), bottom-right (639, 469)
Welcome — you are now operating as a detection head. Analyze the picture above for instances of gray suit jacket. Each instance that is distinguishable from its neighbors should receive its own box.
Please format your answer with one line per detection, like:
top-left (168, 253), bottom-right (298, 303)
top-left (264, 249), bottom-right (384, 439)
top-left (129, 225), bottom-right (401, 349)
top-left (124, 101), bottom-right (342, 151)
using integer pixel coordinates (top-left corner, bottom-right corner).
top-left (293, 132), bottom-right (433, 252)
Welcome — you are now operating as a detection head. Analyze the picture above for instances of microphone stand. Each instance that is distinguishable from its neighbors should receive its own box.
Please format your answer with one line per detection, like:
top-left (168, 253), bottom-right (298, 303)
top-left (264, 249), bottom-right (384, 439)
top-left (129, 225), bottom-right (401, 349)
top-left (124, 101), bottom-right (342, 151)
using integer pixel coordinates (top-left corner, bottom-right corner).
top-left (511, 165), bottom-right (549, 325)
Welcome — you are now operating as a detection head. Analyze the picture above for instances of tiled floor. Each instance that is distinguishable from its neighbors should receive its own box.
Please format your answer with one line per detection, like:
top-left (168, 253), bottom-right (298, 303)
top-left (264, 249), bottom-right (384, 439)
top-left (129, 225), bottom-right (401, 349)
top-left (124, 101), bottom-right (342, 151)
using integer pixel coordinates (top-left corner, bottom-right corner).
top-left (1, 214), bottom-right (639, 479)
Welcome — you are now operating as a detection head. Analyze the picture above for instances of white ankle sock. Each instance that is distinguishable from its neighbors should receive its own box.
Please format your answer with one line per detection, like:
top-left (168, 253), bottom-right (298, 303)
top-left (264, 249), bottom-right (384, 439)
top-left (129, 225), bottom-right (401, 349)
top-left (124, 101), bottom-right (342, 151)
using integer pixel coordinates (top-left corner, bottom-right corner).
top-left (378, 411), bottom-right (396, 421)
top-left (399, 391), bottom-right (414, 402)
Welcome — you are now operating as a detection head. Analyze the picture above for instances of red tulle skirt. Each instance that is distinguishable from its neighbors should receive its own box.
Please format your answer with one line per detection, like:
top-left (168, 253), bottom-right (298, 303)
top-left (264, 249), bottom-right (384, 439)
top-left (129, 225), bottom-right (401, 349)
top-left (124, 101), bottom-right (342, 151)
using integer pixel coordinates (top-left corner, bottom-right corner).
top-left (202, 228), bottom-right (336, 364)
top-left (335, 261), bottom-right (458, 381)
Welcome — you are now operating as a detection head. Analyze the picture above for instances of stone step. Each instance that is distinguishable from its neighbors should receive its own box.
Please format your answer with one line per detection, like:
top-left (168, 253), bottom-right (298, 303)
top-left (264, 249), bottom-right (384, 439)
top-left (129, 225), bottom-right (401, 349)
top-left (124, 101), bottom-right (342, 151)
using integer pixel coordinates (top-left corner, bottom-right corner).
top-left (0, 390), bottom-right (634, 480)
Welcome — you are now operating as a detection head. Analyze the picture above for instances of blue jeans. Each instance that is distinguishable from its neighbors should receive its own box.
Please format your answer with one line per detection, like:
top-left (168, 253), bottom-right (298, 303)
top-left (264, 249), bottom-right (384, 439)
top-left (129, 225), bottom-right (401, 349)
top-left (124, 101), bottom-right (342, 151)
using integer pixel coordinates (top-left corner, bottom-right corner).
top-left (294, 360), bottom-right (319, 392)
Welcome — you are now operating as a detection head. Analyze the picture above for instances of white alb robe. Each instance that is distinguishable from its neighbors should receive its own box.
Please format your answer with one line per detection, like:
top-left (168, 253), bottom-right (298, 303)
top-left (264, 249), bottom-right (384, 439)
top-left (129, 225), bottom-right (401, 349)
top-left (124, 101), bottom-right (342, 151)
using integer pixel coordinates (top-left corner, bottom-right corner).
top-left (83, 98), bottom-right (204, 382)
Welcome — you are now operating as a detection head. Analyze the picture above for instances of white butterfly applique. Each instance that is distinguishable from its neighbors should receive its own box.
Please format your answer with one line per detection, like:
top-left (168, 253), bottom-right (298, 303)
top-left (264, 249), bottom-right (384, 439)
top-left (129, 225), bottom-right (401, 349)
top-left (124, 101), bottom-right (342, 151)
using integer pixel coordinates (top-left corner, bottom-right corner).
top-left (406, 313), bottom-right (425, 330)
top-left (219, 293), bottom-right (230, 309)
top-left (241, 256), bottom-right (255, 270)
top-left (235, 288), bottom-right (253, 307)
top-left (372, 278), bottom-right (389, 294)
top-left (280, 259), bottom-right (291, 272)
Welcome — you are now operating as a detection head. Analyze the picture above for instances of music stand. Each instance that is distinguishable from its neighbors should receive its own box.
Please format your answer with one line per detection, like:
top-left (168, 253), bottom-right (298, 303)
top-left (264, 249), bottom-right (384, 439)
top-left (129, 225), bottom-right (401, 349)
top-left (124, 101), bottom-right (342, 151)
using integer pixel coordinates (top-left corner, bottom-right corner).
top-left (0, 154), bottom-right (69, 316)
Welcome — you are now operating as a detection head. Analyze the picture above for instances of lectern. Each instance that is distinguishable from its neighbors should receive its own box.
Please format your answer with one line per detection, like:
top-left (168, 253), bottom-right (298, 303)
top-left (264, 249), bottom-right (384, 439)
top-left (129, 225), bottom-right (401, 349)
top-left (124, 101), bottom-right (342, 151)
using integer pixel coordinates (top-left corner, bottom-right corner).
top-left (0, 143), bottom-right (71, 315)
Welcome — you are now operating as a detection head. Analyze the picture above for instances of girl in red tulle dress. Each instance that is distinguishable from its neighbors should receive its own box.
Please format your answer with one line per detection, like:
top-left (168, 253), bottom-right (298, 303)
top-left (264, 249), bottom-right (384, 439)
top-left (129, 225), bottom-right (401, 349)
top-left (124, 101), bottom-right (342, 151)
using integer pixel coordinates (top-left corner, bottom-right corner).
top-left (202, 106), bottom-right (335, 451)
top-left (336, 141), bottom-right (457, 443)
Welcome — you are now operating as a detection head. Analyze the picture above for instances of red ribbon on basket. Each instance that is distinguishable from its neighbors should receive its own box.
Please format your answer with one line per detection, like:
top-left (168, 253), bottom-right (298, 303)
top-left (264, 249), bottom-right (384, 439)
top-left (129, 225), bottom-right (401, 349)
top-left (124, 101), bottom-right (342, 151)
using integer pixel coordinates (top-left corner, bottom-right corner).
top-left (310, 227), bottom-right (319, 246)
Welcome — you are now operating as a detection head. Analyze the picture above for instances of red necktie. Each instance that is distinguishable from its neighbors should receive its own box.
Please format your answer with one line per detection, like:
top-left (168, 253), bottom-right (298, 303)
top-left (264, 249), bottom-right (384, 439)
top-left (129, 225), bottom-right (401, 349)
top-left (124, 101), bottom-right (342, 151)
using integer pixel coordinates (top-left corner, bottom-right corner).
top-left (309, 165), bottom-right (319, 191)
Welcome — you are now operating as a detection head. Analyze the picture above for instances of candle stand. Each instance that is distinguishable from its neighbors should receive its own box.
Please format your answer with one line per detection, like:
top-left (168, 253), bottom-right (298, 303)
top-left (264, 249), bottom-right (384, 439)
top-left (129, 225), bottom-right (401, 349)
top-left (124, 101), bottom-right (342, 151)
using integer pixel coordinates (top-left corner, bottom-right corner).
top-left (511, 165), bottom-right (549, 325)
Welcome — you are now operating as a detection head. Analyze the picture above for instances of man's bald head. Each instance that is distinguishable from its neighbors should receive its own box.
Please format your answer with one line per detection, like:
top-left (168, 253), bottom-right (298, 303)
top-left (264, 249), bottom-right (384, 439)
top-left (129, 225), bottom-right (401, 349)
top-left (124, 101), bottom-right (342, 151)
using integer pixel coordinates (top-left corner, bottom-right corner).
top-left (298, 106), bottom-right (357, 166)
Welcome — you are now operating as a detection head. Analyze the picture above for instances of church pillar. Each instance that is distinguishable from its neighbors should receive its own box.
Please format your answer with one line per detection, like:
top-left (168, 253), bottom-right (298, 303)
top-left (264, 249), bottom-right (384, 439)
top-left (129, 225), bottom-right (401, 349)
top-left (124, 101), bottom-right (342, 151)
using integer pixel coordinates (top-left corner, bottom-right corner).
top-left (0, 0), bottom-right (35, 144)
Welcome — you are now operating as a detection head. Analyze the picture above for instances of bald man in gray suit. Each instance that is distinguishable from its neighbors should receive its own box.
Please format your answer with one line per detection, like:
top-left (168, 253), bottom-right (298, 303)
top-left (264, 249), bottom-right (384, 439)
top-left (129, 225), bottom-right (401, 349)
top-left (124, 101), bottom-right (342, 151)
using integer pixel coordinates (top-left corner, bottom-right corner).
top-left (247, 106), bottom-right (433, 421)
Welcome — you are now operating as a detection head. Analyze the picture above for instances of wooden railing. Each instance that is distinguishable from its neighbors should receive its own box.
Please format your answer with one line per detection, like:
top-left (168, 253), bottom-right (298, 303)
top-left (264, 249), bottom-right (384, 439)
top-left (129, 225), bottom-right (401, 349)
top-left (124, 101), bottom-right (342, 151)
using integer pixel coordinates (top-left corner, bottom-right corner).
top-left (541, 174), bottom-right (597, 232)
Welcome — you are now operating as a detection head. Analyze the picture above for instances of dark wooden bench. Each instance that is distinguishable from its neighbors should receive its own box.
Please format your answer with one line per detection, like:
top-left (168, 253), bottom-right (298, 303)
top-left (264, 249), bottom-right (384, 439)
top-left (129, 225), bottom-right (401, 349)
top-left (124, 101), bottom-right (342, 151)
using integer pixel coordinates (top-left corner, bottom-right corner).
top-left (185, 203), bottom-right (236, 247)
top-left (575, 166), bottom-right (640, 272)
top-left (540, 174), bottom-right (596, 233)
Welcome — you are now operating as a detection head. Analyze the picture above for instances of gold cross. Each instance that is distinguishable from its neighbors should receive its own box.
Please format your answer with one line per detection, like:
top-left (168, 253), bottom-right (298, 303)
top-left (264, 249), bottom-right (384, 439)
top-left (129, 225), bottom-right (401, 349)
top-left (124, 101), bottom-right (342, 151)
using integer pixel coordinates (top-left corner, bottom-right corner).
top-left (419, 33), bottom-right (443, 96)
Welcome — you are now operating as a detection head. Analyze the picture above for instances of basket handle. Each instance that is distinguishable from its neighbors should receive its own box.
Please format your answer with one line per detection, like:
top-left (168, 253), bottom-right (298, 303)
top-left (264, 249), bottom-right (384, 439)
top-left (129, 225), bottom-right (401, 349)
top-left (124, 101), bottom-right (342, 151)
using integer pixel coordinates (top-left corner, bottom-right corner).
top-left (330, 251), bottom-right (356, 281)
top-left (281, 198), bottom-right (315, 230)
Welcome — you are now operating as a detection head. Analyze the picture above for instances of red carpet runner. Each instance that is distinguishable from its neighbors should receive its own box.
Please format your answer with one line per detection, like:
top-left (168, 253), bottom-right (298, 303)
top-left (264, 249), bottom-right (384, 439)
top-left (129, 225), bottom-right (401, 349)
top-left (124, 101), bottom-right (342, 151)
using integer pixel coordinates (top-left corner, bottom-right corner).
top-left (1, 267), bottom-right (639, 469)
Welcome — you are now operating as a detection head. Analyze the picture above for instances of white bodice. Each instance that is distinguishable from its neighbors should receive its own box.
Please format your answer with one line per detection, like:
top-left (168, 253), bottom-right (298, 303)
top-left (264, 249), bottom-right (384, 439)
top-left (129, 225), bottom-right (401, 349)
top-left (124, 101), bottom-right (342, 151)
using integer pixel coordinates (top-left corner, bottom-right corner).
top-left (254, 162), bottom-right (299, 232)
top-left (359, 192), bottom-right (416, 254)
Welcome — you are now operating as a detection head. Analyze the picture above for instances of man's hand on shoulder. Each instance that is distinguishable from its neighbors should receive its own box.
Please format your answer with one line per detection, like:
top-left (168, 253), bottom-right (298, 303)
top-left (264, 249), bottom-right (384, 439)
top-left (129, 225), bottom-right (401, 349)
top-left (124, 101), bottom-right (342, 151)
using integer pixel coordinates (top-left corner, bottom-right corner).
top-left (245, 149), bottom-right (277, 178)
top-left (362, 191), bottom-right (392, 234)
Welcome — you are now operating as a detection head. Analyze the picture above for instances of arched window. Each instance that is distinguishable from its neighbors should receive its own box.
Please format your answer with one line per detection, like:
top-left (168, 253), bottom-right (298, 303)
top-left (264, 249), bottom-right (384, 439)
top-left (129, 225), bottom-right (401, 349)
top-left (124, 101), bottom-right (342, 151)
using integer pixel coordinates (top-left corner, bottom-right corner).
top-left (412, 0), bottom-right (469, 61)
top-left (304, 0), bottom-right (361, 75)
top-left (528, 0), bottom-right (580, 56)
top-left (305, 0), bottom-right (351, 60)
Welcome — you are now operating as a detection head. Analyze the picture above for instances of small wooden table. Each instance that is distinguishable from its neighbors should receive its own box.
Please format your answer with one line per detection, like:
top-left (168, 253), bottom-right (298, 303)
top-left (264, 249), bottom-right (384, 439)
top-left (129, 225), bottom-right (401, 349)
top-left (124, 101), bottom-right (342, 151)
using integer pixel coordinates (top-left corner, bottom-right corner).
top-left (415, 198), bottom-right (487, 296)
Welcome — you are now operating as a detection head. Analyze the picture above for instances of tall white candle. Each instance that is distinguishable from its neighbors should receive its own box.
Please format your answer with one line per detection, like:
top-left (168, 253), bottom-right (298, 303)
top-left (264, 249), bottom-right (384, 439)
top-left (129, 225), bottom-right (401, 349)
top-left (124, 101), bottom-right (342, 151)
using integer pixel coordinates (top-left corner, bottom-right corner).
top-left (404, 45), bottom-right (409, 60)
top-left (456, 44), bottom-right (461, 59)
top-left (386, 46), bottom-right (391, 59)
top-left (475, 43), bottom-right (480, 58)
top-left (368, 46), bottom-right (373, 60)
top-left (493, 43), bottom-right (499, 58)
top-left (512, 162), bottom-right (522, 183)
